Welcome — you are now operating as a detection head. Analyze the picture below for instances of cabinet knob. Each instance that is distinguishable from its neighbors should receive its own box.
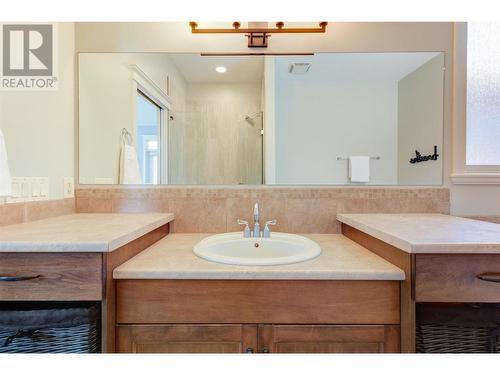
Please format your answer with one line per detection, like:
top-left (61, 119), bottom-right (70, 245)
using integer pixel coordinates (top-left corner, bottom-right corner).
top-left (245, 347), bottom-right (254, 353)
top-left (261, 347), bottom-right (270, 353)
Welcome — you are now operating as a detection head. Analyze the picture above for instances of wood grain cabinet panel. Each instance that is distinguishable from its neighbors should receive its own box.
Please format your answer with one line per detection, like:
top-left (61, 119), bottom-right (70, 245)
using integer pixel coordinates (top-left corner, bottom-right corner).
top-left (415, 254), bottom-right (500, 303)
top-left (258, 325), bottom-right (400, 353)
top-left (0, 253), bottom-right (102, 301)
top-left (116, 324), bottom-right (258, 353)
top-left (116, 280), bottom-right (400, 325)
top-left (116, 324), bottom-right (400, 353)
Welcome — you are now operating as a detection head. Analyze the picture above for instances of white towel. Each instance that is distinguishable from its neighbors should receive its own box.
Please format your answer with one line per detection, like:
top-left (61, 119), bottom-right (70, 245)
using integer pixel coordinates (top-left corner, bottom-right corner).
top-left (119, 143), bottom-right (142, 184)
top-left (0, 128), bottom-right (12, 197)
top-left (348, 156), bottom-right (370, 183)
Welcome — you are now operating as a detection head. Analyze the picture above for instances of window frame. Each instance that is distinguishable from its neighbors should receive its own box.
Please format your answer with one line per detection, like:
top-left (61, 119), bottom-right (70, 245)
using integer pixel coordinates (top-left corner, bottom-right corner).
top-left (130, 65), bottom-right (171, 184)
top-left (451, 22), bottom-right (500, 184)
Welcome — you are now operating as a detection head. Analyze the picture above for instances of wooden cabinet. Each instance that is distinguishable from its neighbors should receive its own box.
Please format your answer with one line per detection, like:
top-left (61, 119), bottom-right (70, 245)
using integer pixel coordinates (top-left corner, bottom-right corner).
top-left (258, 325), bottom-right (400, 353)
top-left (0, 253), bottom-right (102, 301)
top-left (415, 254), bottom-right (500, 303)
top-left (0, 224), bottom-right (170, 353)
top-left (116, 324), bottom-right (400, 353)
top-left (343, 224), bottom-right (500, 353)
top-left (117, 325), bottom-right (258, 353)
top-left (115, 278), bottom-right (401, 353)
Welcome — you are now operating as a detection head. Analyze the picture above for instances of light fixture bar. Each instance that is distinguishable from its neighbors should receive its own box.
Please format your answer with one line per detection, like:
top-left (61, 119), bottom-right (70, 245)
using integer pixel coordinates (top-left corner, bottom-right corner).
top-left (189, 22), bottom-right (328, 34)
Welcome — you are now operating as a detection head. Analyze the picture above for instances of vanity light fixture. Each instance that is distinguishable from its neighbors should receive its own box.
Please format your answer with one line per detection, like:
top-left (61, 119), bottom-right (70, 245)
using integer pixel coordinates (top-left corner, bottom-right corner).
top-left (215, 66), bottom-right (227, 73)
top-left (189, 22), bottom-right (328, 48)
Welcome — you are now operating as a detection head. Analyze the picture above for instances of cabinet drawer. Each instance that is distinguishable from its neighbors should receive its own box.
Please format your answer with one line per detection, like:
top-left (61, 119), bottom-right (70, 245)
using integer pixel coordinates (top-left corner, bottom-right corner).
top-left (0, 253), bottom-right (102, 301)
top-left (415, 254), bottom-right (500, 302)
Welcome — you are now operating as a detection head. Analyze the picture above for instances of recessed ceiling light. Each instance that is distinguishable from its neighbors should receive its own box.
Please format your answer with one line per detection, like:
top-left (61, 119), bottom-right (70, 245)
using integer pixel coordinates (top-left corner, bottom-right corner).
top-left (215, 66), bottom-right (227, 73)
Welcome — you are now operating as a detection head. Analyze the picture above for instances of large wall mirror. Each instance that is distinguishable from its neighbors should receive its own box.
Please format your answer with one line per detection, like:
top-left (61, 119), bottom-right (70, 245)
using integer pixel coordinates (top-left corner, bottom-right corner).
top-left (78, 52), bottom-right (444, 186)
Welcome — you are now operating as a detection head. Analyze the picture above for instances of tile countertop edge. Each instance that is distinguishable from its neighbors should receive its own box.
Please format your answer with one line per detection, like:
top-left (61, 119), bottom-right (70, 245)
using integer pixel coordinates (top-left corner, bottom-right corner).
top-left (107, 213), bottom-right (174, 251)
top-left (336, 213), bottom-right (500, 254)
top-left (336, 213), bottom-right (414, 252)
top-left (0, 213), bottom-right (175, 253)
top-left (113, 270), bottom-right (406, 280)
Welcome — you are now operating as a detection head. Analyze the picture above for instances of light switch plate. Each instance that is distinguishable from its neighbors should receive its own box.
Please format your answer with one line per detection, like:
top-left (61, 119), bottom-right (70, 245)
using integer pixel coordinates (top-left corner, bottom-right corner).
top-left (63, 177), bottom-right (74, 198)
top-left (6, 177), bottom-right (49, 203)
top-left (39, 177), bottom-right (49, 199)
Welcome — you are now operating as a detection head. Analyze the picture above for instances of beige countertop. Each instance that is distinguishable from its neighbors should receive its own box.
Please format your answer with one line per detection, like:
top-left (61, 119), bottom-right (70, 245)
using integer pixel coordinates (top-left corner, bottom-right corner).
top-left (337, 213), bottom-right (500, 254)
top-left (0, 213), bottom-right (174, 252)
top-left (113, 233), bottom-right (405, 280)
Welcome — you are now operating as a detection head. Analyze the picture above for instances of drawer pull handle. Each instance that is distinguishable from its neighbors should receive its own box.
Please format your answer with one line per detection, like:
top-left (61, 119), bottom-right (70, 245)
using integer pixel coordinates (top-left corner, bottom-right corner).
top-left (476, 273), bottom-right (500, 283)
top-left (0, 274), bottom-right (41, 282)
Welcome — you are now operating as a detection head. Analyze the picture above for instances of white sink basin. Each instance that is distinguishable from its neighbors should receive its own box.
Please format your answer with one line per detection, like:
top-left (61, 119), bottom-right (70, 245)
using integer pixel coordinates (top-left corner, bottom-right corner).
top-left (193, 232), bottom-right (321, 266)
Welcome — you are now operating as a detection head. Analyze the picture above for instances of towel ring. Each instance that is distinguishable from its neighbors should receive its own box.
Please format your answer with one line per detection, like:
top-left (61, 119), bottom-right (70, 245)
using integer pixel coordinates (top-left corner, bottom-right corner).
top-left (121, 128), bottom-right (133, 146)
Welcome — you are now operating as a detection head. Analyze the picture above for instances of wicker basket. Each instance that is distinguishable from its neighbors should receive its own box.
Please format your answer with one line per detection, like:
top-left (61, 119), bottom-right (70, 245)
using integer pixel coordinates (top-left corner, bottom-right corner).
top-left (0, 304), bottom-right (99, 353)
top-left (416, 303), bottom-right (500, 353)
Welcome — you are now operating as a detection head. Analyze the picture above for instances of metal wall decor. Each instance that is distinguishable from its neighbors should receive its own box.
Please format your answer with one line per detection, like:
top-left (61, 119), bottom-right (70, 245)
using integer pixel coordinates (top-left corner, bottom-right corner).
top-left (410, 146), bottom-right (439, 164)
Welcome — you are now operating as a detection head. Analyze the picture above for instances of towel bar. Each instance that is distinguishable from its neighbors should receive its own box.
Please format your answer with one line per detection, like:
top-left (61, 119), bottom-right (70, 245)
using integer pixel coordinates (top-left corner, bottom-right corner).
top-left (336, 156), bottom-right (380, 161)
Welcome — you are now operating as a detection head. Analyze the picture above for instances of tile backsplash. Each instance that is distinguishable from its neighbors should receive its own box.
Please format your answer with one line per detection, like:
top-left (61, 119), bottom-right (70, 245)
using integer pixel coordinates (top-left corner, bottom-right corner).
top-left (76, 186), bottom-right (450, 233)
top-left (0, 198), bottom-right (75, 227)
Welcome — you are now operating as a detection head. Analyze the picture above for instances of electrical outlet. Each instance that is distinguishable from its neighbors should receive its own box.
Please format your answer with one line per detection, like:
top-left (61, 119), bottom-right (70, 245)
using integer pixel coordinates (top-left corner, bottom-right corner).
top-left (63, 177), bottom-right (74, 198)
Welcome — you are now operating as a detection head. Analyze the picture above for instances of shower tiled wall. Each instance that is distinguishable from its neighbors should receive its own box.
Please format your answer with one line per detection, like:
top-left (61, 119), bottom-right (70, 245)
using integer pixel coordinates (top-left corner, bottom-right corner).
top-left (75, 186), bottom-right (450, 233)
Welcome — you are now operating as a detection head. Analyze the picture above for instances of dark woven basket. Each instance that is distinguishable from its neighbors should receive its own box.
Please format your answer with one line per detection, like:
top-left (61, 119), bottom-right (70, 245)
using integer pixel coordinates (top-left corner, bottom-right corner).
top-left (0, 304), bottom-right (99, 353)
top-left (416, 303), bottom-right (500, 353)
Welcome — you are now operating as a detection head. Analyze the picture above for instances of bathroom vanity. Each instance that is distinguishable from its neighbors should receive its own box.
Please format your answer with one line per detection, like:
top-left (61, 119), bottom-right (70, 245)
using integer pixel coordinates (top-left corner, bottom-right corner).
top-left (1, 212), bottom-right (499, 353)
top-left (337, 213), bottom-right (500, 353)
top-left (0, 213), bottom-right (174, 352)
top-left (113, 234), bottom-right (404, 353)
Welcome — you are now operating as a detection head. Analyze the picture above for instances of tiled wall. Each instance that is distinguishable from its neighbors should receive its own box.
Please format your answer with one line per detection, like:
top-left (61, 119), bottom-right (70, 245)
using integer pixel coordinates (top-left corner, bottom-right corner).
top-left (0, 198), bottom-right (75, 227)
top-left (76, 186), bottom-right (450, 233)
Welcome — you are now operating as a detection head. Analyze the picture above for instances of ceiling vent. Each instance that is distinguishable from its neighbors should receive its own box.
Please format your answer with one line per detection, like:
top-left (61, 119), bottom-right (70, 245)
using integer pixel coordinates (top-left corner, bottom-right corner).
top-left (289, 63), bottom-right (311, 74)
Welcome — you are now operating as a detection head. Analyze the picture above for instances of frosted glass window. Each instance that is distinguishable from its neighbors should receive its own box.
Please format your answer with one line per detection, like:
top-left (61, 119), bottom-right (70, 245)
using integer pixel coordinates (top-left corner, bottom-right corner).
top-left (466, 22), bottom-right (500, 165)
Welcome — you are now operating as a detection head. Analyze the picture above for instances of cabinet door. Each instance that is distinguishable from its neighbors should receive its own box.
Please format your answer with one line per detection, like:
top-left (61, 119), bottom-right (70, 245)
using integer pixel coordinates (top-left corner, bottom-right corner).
top-left (258, 325), bottom-right (400, 353)
top-left (116, 324), bottom-right (257, 353)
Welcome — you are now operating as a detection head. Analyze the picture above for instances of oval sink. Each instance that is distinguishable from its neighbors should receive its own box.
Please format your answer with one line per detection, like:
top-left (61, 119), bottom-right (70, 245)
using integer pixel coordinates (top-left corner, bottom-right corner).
top-left (193, 232), bottom-right (321, 266)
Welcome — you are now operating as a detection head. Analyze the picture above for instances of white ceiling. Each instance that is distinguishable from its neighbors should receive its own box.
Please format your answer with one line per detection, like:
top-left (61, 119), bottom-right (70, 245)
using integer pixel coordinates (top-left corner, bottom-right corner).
top-left (168, 54), bottom-right (264, 84)
top-left (276, 52), bottom-right (442, 81)
top-left (167, 52), bottom-right (441, 85)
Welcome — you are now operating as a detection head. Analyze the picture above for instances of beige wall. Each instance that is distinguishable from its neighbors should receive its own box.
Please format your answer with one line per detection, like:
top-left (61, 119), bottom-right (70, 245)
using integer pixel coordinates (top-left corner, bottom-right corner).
top-left (398, 54), bottom-right (444, 185)
top-left (0, 22), bottom-right (75, 200)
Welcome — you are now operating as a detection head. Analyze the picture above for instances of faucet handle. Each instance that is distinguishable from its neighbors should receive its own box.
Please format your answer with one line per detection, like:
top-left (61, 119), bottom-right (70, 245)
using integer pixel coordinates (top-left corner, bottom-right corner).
top-left (263, 219), bottom-right (277, 238)
top-left (237, 219), bottom-right (251, 238)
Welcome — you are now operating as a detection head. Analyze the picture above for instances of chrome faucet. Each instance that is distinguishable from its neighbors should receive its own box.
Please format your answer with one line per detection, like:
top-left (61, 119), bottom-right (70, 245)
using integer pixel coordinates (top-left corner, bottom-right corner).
top-left (237, 202), bottom-right (277, 238)
top-left (253, 202), bottom-right (260, 238)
